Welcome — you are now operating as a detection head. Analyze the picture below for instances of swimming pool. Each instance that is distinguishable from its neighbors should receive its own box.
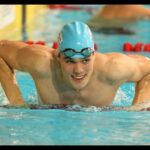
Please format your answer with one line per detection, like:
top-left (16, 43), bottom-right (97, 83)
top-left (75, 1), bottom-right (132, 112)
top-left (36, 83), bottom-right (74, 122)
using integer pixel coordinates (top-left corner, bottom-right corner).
top-left (0, 5), bottom-right (150, 145)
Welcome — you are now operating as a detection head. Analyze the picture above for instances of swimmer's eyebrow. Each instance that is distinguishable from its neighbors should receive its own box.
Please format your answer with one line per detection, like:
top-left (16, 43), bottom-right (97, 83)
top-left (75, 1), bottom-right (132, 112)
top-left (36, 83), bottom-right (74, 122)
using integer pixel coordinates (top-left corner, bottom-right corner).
top-left (64, 57), bottom-right (73, 60)
top-left (64, 56), bottom-right (91, 60)
top-left (65, 54), bottom-right (92, 59)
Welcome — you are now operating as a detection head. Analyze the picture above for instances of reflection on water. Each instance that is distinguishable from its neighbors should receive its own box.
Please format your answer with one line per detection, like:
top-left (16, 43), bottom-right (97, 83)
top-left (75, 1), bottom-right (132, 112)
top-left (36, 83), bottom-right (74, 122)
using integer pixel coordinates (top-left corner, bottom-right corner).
top-left (0, 107), bottom-right (150, 145)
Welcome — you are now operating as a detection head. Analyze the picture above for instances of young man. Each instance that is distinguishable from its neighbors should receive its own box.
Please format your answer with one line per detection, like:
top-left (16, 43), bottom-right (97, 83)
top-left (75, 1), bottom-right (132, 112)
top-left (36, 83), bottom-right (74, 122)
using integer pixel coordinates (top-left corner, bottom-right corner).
top-left (0, 21), bottom-right (150, 110)
top-left (88, 5), bottom-right (150, 35)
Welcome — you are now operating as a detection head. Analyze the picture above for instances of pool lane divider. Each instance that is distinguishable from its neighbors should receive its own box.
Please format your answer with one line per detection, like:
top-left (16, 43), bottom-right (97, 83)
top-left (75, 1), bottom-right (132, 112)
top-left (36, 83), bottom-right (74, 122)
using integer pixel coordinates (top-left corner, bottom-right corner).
top-left (47, 5), bottom-right (94, 13)
top-left (123, 42), bottom-right (150, 52)
top-left (24, 40), bottom-right (98, 51)
top-left (24, 40), bottom-right (150, 53)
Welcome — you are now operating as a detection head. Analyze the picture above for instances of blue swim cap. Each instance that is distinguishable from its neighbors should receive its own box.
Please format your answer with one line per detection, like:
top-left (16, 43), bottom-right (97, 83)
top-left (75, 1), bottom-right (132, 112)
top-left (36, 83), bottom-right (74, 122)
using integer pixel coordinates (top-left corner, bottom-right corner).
top-left (58, 21), bottom-right (94, 59)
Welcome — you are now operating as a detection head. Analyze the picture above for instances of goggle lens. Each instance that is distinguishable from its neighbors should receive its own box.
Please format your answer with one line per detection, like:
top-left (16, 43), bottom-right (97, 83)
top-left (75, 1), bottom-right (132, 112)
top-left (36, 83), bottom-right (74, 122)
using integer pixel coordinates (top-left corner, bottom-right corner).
top-left (61, 47), bottom-right (94, 58)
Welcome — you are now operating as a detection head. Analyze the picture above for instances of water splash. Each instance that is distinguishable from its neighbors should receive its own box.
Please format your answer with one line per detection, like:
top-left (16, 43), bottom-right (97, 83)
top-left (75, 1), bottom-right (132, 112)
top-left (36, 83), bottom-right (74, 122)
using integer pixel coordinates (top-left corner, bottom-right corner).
top-left (113, 83), bottom-right (135, 106)
top-left (0, 85), bottom-right (9, 105)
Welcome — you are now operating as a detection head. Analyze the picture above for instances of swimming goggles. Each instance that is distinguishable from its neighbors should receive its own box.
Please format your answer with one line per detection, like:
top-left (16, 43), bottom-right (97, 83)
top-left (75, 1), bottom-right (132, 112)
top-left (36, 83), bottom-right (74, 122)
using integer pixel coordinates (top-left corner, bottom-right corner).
top-left (60, 47), bottom-right (94, 58)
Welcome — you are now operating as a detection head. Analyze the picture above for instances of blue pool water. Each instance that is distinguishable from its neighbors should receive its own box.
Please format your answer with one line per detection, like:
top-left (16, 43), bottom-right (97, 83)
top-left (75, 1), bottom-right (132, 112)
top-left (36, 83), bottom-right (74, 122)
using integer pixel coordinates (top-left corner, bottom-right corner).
top-left (0, 5), bottom-right (150, 145)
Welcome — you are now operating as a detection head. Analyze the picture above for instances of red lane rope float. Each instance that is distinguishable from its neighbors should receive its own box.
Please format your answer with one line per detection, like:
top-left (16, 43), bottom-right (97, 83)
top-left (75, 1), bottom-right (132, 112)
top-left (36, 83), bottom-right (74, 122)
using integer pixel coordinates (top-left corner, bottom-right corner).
top-left (123, 42), bottom-right (150, 52)
top-left (123, 42), bottom-right (133, 52)
top-left (52, 42), bottom-right (58, 49)
top-left (47, 5), bottom-right (93, 12)
top-left (25, 40), bottom-right (45, 45)
top-left (25, 40), bottom-right (35, 45)
top-left (48, 5), bottom-right (81, 10)
top-left (35, 41), bottom-right (45, 45)
top-left (94, 43), bottom-right (98, 51)
top-left (144, 44), bottom-right (150, 52)
top-left (133, 43), bottom-right (143, 52)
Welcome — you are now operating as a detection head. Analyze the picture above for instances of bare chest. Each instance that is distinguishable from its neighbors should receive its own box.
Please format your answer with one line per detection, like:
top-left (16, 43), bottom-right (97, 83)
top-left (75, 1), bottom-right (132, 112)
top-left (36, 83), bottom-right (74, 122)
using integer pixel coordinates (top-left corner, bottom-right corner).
top-left (34, 77), bottom-right (119, 106)
top-left (62, 82), bottom-right (119, 106)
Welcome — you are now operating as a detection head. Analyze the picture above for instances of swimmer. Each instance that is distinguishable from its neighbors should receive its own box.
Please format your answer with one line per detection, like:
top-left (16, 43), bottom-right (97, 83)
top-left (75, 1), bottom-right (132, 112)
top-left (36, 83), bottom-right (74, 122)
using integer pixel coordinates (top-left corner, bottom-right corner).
top-left (0, 21), bottom-right (150, 111)
top-left (88, 5), bottom-right (150, 35)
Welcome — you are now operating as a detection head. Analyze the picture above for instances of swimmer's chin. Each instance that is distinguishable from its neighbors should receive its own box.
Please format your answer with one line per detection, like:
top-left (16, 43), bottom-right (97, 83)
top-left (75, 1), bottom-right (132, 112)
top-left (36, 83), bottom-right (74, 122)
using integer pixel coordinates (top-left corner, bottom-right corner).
top-left (70, 77), bottom-right (88, 90)
top-left (72, 85), bottom-right (86, 91)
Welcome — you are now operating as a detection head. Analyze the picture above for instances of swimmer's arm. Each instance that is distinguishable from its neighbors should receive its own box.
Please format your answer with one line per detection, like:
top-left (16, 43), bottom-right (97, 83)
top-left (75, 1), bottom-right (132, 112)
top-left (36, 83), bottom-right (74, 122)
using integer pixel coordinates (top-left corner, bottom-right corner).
top-left (0, 40), bottom-right (53, 75)
top-left (107, 54), bottom-right (150, 82)
top-left (132, 74), bottom-right (150, 105)
top-left (106, 54), bottom-right (150, 105)
top-left (0, 57), bottom-right (26, 106)
top-left (128, 55), bottom-right (150, 81)
top-left (16, 45), bottom-right (54, 76)
top-left (124, 55), bottom-right (150, 105)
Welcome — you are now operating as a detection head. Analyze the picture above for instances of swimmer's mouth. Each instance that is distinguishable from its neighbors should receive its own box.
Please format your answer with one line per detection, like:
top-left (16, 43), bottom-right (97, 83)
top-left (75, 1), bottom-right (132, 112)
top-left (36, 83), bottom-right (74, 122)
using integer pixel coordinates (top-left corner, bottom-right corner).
top-left (71, 75), bottom-right (86, 81)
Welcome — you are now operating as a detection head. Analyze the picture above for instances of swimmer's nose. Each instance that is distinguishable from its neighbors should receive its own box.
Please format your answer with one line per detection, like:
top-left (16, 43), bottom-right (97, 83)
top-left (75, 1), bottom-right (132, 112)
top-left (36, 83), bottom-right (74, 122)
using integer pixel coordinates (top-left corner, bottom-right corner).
top-left (73, 63), bottom-right (84, 75)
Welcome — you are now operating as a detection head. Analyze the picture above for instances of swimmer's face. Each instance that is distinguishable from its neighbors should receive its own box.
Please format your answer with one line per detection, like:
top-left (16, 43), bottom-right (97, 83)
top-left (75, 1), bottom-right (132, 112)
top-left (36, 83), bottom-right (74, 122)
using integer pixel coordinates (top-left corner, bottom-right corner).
top-left (58, 53), bottom-right (95, 90)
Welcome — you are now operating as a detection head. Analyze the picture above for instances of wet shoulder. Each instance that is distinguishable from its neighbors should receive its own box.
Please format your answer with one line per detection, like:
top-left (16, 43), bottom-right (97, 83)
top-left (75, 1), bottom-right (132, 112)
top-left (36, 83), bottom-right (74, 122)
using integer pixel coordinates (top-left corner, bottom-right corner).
top-left (16, 44), bottom-right (55, 74)
top-left (0, 40), bottom-right (27, 49)
top-left (105, 52), bottom-right (133, 62)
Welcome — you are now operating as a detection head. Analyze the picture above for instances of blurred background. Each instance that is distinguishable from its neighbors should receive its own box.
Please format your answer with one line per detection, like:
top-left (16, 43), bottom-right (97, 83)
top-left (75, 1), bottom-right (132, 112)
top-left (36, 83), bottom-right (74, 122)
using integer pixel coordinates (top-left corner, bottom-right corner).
top-left (0, 5), bottom-right (99, 46)
top-left (0, 5), bottom-right (49, 41)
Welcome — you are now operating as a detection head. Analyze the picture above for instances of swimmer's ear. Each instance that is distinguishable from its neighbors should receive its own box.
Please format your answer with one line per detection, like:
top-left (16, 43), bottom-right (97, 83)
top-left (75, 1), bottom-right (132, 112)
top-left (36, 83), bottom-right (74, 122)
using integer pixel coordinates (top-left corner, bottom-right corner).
top-left (53, 49), bottom-right (61, 62)
top-left (52, 49), bottom-right (59, 57)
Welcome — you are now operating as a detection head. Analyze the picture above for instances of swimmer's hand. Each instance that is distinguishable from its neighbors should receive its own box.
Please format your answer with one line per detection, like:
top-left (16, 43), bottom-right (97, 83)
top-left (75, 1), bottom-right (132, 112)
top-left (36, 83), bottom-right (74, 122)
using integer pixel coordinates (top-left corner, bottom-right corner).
top-left (126, 100), bottom-right (150, 111)
top-left (1, 103), bottom-right (30, 109)
top-left (6, 98), bottom-right (30, 108)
